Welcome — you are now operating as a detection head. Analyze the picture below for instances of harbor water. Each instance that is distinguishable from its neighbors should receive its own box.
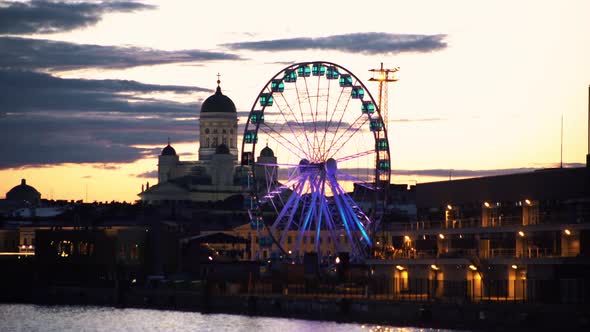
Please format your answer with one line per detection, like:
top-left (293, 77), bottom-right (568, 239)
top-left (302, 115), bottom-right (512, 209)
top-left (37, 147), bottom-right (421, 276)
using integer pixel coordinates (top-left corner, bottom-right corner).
top-left (0, 304), bottom-right (466, 332)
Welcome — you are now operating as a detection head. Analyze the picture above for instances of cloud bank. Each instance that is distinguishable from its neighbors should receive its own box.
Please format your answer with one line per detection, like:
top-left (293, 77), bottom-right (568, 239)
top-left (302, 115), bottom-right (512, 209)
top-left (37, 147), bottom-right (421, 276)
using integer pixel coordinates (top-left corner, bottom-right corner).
top-left (0, 0), bottom-right (154, 34)
top-left (223, 33), bottom-right (447, 54)
top-left (0, 70), bottom-right (205, 169)
top-left (0, 37), bottom-right (241, 70)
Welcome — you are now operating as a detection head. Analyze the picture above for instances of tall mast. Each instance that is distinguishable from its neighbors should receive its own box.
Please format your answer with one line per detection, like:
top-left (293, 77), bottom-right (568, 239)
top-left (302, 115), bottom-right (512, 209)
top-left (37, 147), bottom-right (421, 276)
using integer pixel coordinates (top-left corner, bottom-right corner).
top-left (369, 63), bottom-right (399, 131)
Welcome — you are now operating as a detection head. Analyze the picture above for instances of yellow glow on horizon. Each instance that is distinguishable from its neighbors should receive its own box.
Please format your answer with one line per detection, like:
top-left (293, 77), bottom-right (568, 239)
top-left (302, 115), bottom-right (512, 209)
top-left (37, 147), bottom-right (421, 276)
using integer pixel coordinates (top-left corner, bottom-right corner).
top-left (0, 142), bottom-right (200, 203)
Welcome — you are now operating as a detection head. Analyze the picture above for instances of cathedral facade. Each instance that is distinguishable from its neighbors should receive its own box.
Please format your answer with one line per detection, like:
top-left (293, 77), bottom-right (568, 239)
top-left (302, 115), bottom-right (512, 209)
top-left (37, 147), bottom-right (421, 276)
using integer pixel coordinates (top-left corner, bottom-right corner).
top-left (139, 81), bottom-right (246, 203)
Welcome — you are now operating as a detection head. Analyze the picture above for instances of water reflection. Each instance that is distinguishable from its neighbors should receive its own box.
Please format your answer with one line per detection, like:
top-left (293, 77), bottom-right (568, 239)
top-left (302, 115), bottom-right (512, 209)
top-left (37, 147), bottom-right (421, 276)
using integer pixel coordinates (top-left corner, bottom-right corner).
top-left (0, 304), bottom-right (463, 332)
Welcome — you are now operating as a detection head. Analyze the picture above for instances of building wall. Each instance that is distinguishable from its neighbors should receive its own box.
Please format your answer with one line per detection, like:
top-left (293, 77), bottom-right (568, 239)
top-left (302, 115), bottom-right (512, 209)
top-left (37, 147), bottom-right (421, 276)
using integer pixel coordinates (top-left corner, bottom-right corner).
top-left (199, 112), bottom-right (238, 161)
top-left (0, 229), bottom-right (19, 252)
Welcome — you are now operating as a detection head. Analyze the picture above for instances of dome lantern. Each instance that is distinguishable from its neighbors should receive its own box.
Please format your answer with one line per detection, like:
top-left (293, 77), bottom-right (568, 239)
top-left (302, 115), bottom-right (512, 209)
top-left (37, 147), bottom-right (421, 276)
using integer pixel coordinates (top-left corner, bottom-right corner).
top-left (200, 75), bottom-right (236, 114)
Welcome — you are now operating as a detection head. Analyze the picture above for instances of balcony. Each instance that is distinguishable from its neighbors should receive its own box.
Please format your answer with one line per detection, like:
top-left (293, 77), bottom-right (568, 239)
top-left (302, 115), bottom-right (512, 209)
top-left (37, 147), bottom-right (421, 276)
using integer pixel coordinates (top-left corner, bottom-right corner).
top-left (386, 211), bottom-right (590, 232)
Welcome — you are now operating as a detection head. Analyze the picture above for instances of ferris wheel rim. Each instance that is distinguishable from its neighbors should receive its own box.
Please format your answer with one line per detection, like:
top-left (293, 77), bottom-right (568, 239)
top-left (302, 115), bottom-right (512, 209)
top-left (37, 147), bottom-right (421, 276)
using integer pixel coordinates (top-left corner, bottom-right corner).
top-left (241, 60), bottom-right (391, 173)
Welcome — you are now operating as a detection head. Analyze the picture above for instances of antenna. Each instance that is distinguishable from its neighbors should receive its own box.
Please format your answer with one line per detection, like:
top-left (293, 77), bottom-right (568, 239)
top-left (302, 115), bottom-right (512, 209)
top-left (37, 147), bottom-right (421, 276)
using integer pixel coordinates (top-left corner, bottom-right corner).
top-left (560, 115), bottom-right (563, 168)
top-left (587, 85), bottom-right (590, 165)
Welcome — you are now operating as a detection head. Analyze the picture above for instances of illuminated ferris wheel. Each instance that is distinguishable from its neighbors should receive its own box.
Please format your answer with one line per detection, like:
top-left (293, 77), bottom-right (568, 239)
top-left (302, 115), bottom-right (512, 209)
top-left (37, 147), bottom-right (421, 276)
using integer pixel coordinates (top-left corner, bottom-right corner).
top-left (241, 61), bottom-right (390, 262)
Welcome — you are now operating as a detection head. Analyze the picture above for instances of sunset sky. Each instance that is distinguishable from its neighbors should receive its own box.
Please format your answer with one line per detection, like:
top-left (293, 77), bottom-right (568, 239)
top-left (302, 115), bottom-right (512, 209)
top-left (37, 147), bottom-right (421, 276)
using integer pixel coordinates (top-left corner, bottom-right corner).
top-left (0, 0), bottom-right (589, 202)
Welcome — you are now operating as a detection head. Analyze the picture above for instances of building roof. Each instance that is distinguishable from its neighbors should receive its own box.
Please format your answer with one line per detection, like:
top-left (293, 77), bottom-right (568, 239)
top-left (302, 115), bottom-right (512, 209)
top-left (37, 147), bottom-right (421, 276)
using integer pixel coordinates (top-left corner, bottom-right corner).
top-left (201, 86), bottom-right (236, 113)
top-left (6, 179), bottom-right (41, 203)
top-left (260, 145), bottom-right (274, 157)
top-left (415, 167), bottom-right (589, 208)
top-left (161, 144), bottom-right (176, 156)
top-left (181, 232), bottom-right (248, 244)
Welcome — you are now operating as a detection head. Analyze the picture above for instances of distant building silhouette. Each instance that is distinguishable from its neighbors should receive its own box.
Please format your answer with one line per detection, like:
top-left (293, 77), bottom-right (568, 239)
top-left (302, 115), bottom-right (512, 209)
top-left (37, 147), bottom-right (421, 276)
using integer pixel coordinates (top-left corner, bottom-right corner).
top-left (6, 179), bottom-right (41, 206)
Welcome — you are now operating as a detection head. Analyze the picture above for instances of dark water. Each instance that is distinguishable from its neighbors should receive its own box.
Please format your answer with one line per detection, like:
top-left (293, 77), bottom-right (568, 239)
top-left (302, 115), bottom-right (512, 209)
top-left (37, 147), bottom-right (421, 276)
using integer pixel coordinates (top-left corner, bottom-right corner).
top-left (0, 304), bottom-right (465, 332)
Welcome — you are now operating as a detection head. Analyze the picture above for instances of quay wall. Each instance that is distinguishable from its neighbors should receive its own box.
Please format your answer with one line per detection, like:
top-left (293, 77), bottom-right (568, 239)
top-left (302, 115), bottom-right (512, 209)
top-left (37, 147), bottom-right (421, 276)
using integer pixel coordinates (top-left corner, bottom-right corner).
top-left (4, 285), bottom-right (587, 331)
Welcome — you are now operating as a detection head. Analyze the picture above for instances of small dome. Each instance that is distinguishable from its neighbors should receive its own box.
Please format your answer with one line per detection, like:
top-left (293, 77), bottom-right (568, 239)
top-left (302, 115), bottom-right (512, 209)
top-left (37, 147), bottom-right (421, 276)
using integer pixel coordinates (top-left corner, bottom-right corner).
top-left (201, 86), bottom-right (236, 113)
top-left (6, 179), bottom-right (41, 205)
top-left (215, 143), bottom-right (230, 154)
top-left (162, 144), bottom-right (176, 156)
top-left (260, 145), bottom-right (274, 157)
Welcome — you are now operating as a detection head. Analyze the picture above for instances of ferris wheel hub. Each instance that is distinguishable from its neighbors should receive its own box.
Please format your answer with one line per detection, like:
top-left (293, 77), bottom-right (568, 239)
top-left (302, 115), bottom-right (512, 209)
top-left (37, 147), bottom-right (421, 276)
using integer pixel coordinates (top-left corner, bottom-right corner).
top-left (325, 158), bottom-right (337, 175)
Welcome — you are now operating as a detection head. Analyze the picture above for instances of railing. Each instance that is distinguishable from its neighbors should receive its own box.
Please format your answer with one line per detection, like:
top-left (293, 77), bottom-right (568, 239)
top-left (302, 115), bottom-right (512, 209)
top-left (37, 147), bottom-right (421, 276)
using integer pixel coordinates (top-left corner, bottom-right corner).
top-left (384, 212), bottom-right (590, 232)
top-left (217, 277), bottom-right (587, 304)
top-left (479, 247), bottom-right (560, 259)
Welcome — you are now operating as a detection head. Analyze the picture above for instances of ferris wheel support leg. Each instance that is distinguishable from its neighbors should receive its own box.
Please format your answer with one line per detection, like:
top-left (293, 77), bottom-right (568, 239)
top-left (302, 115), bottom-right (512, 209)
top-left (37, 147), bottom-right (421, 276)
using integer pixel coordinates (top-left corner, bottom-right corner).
top-left (327, 177), bottom-right (362, 260)
top-left (330, 175), bottom-right (372, 246)
top-left (271, 175), bottom-right (306, 231)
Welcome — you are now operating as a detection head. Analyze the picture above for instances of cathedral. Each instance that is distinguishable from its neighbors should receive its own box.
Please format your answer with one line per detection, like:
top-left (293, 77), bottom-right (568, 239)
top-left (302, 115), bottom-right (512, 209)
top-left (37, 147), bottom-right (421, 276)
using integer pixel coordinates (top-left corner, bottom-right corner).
top-left (138, 78), bottom-right (267, 203)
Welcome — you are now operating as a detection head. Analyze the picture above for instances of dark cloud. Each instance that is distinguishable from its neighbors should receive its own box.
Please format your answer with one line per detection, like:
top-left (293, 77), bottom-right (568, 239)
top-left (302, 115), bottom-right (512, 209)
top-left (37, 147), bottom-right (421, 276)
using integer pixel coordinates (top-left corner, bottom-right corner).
top-left (374, 165), bottom-right (586, 178)
top-left (392, 118), bottom-right (445, 123)
top-left (134, 170), bottom-right (158, 178)
top-left (264, 61), bottom-right (296, 66)
top-left (0, 1), bottom-right (154, 34)
top-left (0, 113), bottom-right (198, 169)
top-left (92, 164), bottom-right (121, 170)
top-left (393, 168), bottom-right (537, 178)
top-left (0, 70), bottom-right (204, 169)
top-left (329, 165), bottom-right (587, 182)
top-left (223, 33), bottom-right (447, 54)
top-left (0, 37), bottom-right (242, 70)
top-left (0, 69), bottom-right (207, 113)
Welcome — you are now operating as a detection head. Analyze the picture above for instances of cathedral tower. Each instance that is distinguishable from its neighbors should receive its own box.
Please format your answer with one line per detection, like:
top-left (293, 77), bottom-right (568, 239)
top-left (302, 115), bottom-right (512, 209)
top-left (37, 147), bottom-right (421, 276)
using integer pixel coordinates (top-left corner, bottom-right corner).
top-left (198, 77), bottom-right (238, 161)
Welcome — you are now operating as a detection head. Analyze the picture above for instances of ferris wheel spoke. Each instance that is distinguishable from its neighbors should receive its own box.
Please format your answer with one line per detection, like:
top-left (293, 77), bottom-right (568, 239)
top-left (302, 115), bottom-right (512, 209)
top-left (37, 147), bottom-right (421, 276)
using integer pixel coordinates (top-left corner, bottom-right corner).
top-left (319, 86), bottom-right (350, 160)
top-left (301, 75), bottom-right (320, 162)
top-left (335, 149), bottom-right (375, 163)
top-left (268, 95), bottom-right (312, 159)
top-left (325, 115), bottom-right (369, 159)
top-left (275, 90), bottom-right (315, 159)
top-left (334, 170), bottom-right (376, 190)
top-left (294, 78), bottom-right (318, 160)
top-left (269, 90), bottom-right (311, 157)
top-left (259, 123), bottom-right (310, 159)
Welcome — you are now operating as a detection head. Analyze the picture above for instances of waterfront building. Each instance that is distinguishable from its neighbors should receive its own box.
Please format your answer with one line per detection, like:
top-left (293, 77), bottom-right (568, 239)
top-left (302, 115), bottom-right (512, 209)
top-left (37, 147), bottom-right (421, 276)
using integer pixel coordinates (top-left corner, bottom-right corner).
top-left (206, 223), bottom-right (355, 263)
top-left (370, 165), bottom-right (590, 303)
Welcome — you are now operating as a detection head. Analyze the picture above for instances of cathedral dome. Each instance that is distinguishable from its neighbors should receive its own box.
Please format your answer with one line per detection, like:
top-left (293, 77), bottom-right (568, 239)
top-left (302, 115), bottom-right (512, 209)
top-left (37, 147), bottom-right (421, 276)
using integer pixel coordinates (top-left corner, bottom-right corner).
top-left (260, 145), bottom-right (274, 157)
top-left (6, 179), bottom-right (41, 205)
top-left (201, 86), bottom-right (236, 113)
top-left (161, 144), bottom-right (176, 156)
top-left (215, 143), bottom-right (230, 154)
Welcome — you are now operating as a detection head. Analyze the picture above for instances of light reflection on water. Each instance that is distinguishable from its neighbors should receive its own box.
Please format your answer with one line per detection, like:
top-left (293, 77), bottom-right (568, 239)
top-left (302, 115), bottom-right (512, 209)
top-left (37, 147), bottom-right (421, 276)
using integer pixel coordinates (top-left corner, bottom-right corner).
top-left (0, 304), bottom-right (463, 332)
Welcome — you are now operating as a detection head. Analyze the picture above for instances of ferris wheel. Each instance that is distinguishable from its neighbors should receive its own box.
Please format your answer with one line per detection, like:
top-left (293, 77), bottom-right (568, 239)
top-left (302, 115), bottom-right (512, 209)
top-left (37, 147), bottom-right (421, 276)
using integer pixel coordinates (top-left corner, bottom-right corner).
top-left (241, 61), bottom-right (391, 262)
